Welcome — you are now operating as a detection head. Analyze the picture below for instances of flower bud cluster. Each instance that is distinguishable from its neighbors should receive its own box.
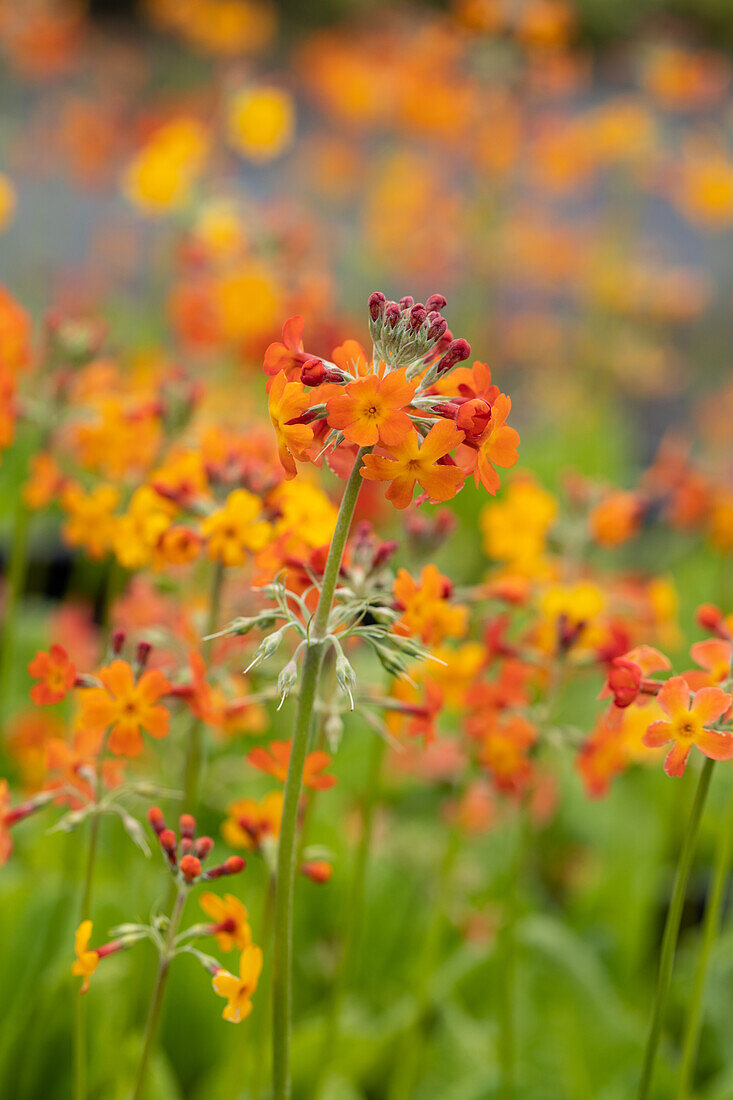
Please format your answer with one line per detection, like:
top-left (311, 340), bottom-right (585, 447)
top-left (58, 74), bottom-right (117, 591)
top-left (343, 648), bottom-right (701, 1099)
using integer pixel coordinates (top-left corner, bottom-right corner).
top-left (368, 290), bottom-right (463, 375)
top-left (148, 807), bottom-right (245, 885)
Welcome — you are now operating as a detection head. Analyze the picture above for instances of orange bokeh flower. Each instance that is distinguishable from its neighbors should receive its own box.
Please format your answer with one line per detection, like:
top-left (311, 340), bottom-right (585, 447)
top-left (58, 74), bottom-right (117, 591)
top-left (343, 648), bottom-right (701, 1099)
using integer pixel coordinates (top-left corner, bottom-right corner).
top-left (79, 660), bottom-right (171, 757)
top-left (247, 739), bottom-right (336, 790)
top-left (28, 645), bottom-right (76, 706)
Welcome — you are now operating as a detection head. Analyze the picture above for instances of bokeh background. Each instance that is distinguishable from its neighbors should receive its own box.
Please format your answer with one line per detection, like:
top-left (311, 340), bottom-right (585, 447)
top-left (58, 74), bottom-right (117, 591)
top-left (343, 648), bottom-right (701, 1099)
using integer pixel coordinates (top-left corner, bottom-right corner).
top-left (2, 2), bottom-right (733, 1098)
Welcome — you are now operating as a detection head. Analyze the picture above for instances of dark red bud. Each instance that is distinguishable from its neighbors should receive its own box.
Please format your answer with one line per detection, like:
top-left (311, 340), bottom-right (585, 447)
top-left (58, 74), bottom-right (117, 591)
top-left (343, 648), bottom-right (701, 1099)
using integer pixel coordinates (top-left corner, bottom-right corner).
top-left (300, 358), bottom-right (327, 386)
top-left (385, 303), bottom-right (401, 328)
top-left (179, 814), bottom-right (196, 839)
top-left (426, 293), bottom-right (447, 312)
top-left (399, 296), bottom-right (414, 310)
top-left (111, 629), bottom-right (126, 655)
top-left (148, 806), bottom-right (166, 836)
top-left (409, 304), bottom-right (427, 330)
top-left (436, 338), bottom-right (471, 375)
top-left (368, 291), bottom-right (386, 321)
top-left (136, 640), bottom-right (152, 667)
top-left (194, 835), bottom-right (214, 859)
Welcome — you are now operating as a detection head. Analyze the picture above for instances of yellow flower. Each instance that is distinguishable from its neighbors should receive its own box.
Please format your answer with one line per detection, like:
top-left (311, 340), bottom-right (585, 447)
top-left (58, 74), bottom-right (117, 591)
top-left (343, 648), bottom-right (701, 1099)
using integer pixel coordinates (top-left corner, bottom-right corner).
top-left (480, 475), bottom-right (557, 575)
top-left (269, 481), bottom-right (337, 549)
top-left (0, 172), bottom-right (16, 233)
top-left (72, 920), bottom-right (99, 994)
top-left (113, 487), bottom-right (175, 570)
top-left (212, 943), bottom-right (263, 1022)
top-left (227, 87), bottom-right (294, 162)
top-left (61, 483), bottom-right (119, 560)
top-left (200, 892), bottom-right (251, 952)
top-left (123, 118), bottom-right (209, 215)
top-left (201, 489), bottom-right (271, 566)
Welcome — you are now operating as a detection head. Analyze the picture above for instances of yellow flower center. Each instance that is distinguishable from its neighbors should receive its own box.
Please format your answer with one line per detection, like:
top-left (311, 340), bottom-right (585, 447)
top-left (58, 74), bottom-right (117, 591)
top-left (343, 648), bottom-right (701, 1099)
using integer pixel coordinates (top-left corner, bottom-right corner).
top-left (673, 714), bottom-right (701, 741)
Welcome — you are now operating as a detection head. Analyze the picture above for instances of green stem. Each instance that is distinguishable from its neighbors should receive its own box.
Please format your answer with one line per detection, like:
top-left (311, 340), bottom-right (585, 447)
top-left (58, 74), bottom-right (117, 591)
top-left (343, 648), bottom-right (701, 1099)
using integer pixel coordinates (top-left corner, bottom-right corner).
top-left (182, 561), bottom-right (225, 811)
top-left (131, 890), bottom-right (187, 1100)
top-left (638, 758), bottom-right (716, 1100)
top-left (675, 769), bottom-right (733, 1100)
top-left (251, 874), bottom-right (277, 1100)
top-left (499, 805), bottom-right (528, 1100)
top-left (271, 449), bottom-right (367, 1100)
top-left (313, 731), bottom-right (386, 1098)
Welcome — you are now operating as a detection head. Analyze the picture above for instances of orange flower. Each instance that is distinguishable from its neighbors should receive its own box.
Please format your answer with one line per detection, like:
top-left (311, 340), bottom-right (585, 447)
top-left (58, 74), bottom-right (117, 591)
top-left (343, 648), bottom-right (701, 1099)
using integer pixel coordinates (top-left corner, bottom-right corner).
top-left (28, 645), bottom-right (76, 705)
top-left (393, 564), bottom-right (468, 645)
top-left (268, 370), bottom-right (314, 479)
top-left (326, 369), bottom-right (416, 447)
top-left (642, 676), bottom-right (733, 777)
top-left (360, 420), bottom-right (465, 509)
top-left (247, 739), bottom-right (336, 790)
top-left (455, 393), bottom-right (519, 495)
top-left (589, 491), bottom-right (642, 547)
top-left (79, 660), bottom-right (171, 757)
top-left (212, 943), bottom-right (263, 1022)
top-left (264, 315), bottom-right (312, 380)
top-left (684, 639), bottom-right (732, 690)
top-left (222, 791), bottom-right (283, 850)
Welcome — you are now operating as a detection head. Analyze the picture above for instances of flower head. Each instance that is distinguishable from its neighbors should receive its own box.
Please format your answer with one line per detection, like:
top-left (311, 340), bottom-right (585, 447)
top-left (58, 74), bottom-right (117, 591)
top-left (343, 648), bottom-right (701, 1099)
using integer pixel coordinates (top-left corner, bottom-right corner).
top-left (247, 740), bottom-right (336, 791)
top-left (200, 892), bottom-right (252, 952)
top-left (28, 645), bottom-right (76, 705)
top-left (326, 369), bottom-right (416, 447)
top-left (642, 676), bottom-right (733, 777)
top-left (361, 420), bottom-right (465, 509)
top-left (79, 660), bottom-right (171, 756)
top-left (72, 920), bottom-right (99, 994)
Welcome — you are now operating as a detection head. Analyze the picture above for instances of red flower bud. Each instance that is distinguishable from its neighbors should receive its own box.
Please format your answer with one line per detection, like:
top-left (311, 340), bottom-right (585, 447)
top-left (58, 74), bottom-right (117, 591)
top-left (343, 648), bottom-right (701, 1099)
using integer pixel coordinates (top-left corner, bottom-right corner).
top-left (368, 291), bottom-right (386, 321)
top-left (179, 814), bottom-right (196, 840)
top-left (160, 829), bottom-right (177, 865)
top-left (194, 835), bottom-right (214, 860)
top-left (607, 659), bottom-right (643, 708)
top-left (436, 339), bottom-right (471, 375)
top-left (426, 293), bottom-right (447, 312)
top-left (111, 629), bottom-right (126, 655)
top-left (399, 295), bottom-right (414, 310)
top-left (456, 398), bottom-right (491, 437)
top-left (301, 860), bottom-right (332, 884)
top-left (148, 806), bottom-right (166, 836)
top-left (136, 640), bottom-right (152, 668)
top-left (300, 357), bottom-right (327, 386)
top-left (180, 854), bottom-right (201, 882)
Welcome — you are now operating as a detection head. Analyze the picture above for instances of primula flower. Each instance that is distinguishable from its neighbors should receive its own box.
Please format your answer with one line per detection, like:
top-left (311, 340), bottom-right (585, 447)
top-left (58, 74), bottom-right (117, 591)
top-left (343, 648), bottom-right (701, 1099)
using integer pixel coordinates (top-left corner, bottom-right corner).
top-left (72, 920), bottom-right (99, 994)
top-left (212, 943), bottom-right (263, 1022)
top-left (599, 645), bottom-right (671, 714)
top-left (268, 370), bottom-right (314, 478)
top-left (61, 483), bottom-right (119, 560)
top-left (642, 676), bottom-right (733, 777)
top-left (455, 393), bottom-right (519, 495)
top-left (201, 489), bottom-right (272, 566)
top-left (200, 893), bottom-right (252, 952)
top-left (326, 369), bottom-right (416, 447)
top-left (683, 639), bottom-right (733, 690)
top-left (222, 791), bottom-right (283, 850)
top-left (247, 740), bottom-right (336, 790)
top-left (264, 316), bottom-right (313, 380)
top-left (393, 564), bottom-right (468, 646)
top-left (79, 660), bottom-right (171, 756)
top-left (28, 645), bottom-right (77, 705)
top-left (361, 420), bottom-right (465, 509)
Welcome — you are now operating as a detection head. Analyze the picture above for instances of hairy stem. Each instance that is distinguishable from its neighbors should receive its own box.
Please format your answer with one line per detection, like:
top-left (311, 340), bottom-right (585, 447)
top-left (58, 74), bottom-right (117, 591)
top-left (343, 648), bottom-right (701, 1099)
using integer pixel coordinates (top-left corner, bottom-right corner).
top-left (182, 560), bottom-right (225, 811)
top-left (638, 758), bottom-right (716, 1100)
top-left (271, 449), bottom-right (366, 1100)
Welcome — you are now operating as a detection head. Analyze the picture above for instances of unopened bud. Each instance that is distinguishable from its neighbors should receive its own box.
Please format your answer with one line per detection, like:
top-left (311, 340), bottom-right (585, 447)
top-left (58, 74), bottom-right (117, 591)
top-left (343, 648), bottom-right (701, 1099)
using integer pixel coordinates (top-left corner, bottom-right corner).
top-left (180, 814), bottom-right (196, 840)
top-left (245, 628), bottom-right (285, 674)
top-left (136, 640), bottom-right (152, 668)
top-left (206, 855), bottom-right (246, 879)
top-left (426, 293), bottom-right (447, 312)
top-left (194, 835), bottom-right (214, 860)
top-left (456, 398), bottom-right (491, 437)
top-left (277, 659), bottom-right (299, 709)
top-left (112, 628), bottom-right (126, 655)
top-left (427, 314), bottom-right (447, 342)
top-left (409, 304), bottom-right (427, 330)
top-left (436, 338), bottom-right (471, 375)
top-left (300, 357), bottom-right (327, 386)
top-left (399, 295), bottom-right (414, 310)
top-left (160, 829), bottom-right (177, 865)
top-left (301, 860), bottom-right (332, 884)
top-left (180, 854), bottom-right (201, 882)
top-left (335, 651), bottom-right (357, 710)
top-left (148, 806), bottom-right (166, 836)
top-left (368, 291), bottom-right (386, 321)
top-left (385, 302), bottom-right (401, 329)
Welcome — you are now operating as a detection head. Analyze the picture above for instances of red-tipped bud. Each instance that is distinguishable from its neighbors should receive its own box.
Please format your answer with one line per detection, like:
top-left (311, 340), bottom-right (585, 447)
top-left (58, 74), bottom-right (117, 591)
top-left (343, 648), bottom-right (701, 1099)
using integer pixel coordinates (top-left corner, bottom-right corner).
top-left (194, 835), bottom-right (214, 860)
top-left (285, 406), bottom-right (325, 426)
top-left (111, 628), bottom-right (126, 655)
top-left (435, 328), bottom-right (454, 354)
top-left (136, 640), bottom-right (152, 668)
top-left (426, 293), bottom-right (447, 312)
top-left (368, 291), bottom-right (386, 321)
top-left (180, 854), bottom-right (201, 881)
top-left (300, 357), bottom-right (327, 386)
top-left (148, 806), bottom-right (166, 836)
top-left (301, 860), bottom-right (332, 884)
top-left (373, 539), bottom-right (399, 568)
top-left (160, 829), bottom-right (177, 865)
top-left (436, 339), bottom-right (471, 375)
top-left (456, 398), bottom-right (491, 437)
top-left (179, 813), bottom-right (196, 840)
top-left (696, 603), bottom-right (730, 638)
top-left (431, 401), bottom-right (459, 420)
top-left (606, 659), bottom-right (643, 708)
top-left (385, 302), bottom-right (401, 328)
top-left (427, 313), bottom-right (447, 341)
top-left (206, 855), bottom-right (246, 879)
top-left (409, 304), bottom-right (427, 330)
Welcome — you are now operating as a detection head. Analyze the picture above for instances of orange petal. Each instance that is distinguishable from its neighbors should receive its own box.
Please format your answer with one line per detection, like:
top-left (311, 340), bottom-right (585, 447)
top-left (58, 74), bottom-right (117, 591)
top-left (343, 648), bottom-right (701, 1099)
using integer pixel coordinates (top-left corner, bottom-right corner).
top-left (691, 686), bottom-right (732, 726)
top-left (657, 676), bottom-right (691, 719)
top-left (664, 740), bottom-right (691, 777)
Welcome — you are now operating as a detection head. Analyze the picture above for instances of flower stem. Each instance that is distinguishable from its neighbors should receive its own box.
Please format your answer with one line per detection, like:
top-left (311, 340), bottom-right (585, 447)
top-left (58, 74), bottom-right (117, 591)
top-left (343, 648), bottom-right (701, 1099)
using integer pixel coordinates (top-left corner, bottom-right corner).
top-left (271, 449), bottom-right (367, 1100)
top-left (313, 730), bottom-right (386, 1098)
top-left (638, 757), bottom-right (716, 1100)
top-left (499, 805), bottom-right (528, 1100)
top-left (675, 768), bottom-right (733, 1100)
top-left (182, 560), bottom-right (225, 811)
top-left (131, 890), bottom-right (187, 1100)
top-left (0, 498), bottom-right (31, 720)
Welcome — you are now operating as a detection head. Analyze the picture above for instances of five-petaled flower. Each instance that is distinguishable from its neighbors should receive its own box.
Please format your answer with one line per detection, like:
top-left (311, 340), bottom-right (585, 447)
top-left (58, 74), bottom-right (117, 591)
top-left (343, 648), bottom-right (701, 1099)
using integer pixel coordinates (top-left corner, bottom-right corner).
top-left (28, 645), bottom-right (76, 705)
top-left (200, 892), bottom-right (252, 952)
top-left (361, 420), bottom-right (465, 509)
top-left (247, 739), bottom-right (336, 790)
top-left (201, 489), bottom-right (272, 566)
top-left (79, 660), bottom-right (171, 757)
top-left (326, 369), bottom-right (416, 447)
top-left (268, 371), bottom-right (314, 479)
top-left (642, 676), bottom-right (733, 777)
top-left (212, 943), bottom-right (263, 1022)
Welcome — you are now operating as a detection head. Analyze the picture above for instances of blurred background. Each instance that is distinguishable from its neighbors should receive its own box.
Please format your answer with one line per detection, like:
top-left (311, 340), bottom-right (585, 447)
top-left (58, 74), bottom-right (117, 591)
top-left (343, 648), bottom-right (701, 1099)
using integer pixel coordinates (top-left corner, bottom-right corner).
top-left (2, 2), bottom-right (733, 1098)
